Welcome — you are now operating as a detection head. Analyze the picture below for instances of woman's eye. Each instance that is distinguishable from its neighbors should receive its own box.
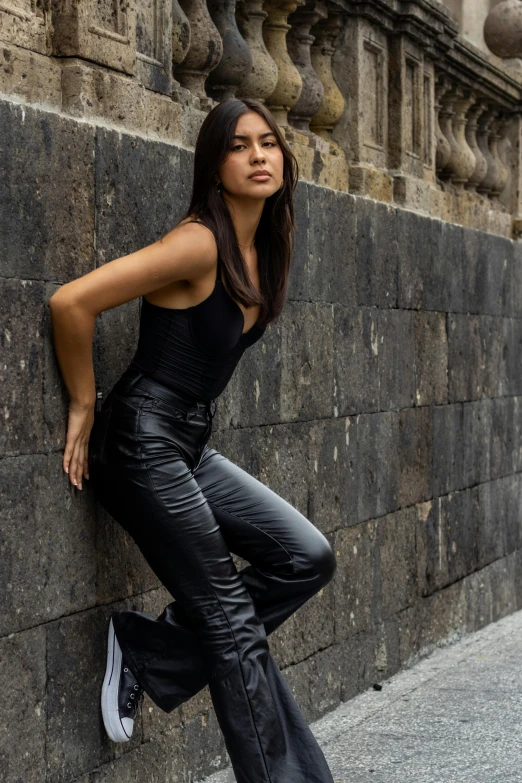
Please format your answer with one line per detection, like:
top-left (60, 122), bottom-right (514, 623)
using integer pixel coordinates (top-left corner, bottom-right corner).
top-left (232, 141), bottom-right (277, 151)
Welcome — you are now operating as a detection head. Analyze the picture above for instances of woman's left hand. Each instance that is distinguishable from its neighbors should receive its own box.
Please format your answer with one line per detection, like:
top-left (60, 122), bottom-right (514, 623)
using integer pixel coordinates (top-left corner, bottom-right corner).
top-left (63, 400), bottom-right (95, 490)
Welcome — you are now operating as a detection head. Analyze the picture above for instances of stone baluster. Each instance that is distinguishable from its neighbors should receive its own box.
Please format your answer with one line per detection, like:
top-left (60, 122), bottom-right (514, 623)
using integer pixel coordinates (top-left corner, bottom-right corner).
top-left (286, 0), bottom-right (327, 133)
top-left (438, 83), bottom-right (460, 180)
top-left (489, 114), bottom-right (510, 199)
top-left (174, 0), bottom-right (223, 104)
top-left (435, 76), bottom-right (452, 173)
top-left (235, 0), bottom-right (279, 102)
top-left (465, 99), bottom-right (488, 192)
top-left (263, 0), bottom-right (306, 126)
top-left (206, 0), bottom-right (252, 100)
top-left (476, 109), bottom-right (499, 196)
top-left (449, 88), bottom-right (476, 186)
top-left (439, 85), bottom-right (475, 185)
top-left (309, 8), bottom-right (345, 142)
top-left (172, 0), bottom-right (192, 92)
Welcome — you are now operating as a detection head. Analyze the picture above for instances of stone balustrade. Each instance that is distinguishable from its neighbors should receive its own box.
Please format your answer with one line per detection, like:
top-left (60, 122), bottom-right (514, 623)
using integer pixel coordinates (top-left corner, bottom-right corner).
top-left (2, 0), bottom-right (522, 236)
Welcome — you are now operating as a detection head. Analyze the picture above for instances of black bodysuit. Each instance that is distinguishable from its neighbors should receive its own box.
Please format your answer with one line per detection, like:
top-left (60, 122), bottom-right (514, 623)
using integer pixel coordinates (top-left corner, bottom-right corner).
top-left (128, 229), bottom-right (266, 402)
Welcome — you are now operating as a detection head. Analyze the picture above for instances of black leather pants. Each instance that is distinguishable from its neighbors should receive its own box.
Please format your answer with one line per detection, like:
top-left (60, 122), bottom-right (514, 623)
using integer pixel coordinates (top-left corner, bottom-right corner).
top-left (88, 366), bottom-right (336, 783)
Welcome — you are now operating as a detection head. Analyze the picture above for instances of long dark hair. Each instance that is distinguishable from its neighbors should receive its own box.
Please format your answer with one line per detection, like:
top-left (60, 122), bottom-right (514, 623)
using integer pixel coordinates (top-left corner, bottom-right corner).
top-left (176, 98), bottom-right (299, 328)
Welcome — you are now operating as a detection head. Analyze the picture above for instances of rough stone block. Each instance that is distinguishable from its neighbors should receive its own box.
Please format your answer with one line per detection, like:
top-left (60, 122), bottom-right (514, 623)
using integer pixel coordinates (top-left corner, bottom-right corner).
top-left (356, 411), bottom-right (399, 522)
top-left (398, 407), bottom-right (432, 507)
top-left (333, 305), bottom-right (379, 415)
top-left (0, 453), bottom-right (96, 636)
top-left (287, 180), bottom-right (310, 300)
top-left (95, 504), bottom-right (162, 605)
top-left (479, 315), bottom-right (503, 398)
top-left (417, 489), bottom-right (478, 596)
top-left (215, 316), bottom-right (282, 430)
top-left (500, 317), bottom-right (522, 397)
top-left (279, 300), bottom-right (334, 422)
top-left (476, 480), bottom-right (507, 569)
top-left (281, 645), bottom-right (342, 724)
top-left (490, 396), bottom-right (516, 479)
top-left (95, 127), bottom-right (185, 266)
top-left (1, 278), bottom-right (46, 456)
top-left (512, 240), bottom-right (522, 318)
top-left (339, 618), bottom-right (400, 701)
top-left (431, 403), bottom-right (465, 496)
top-left (462, 398), bottom-right (492, 487)
top-left (211, 422), bottom-right (310, 519)
top-left (334, 521), bottom-right (378, 639)
top-left (377, 308), bottom-right (415, 410)
top-left (397, 210), bottom-right (453, 311)
top-left (472, 231), bottom-right (510, 316)
top-left (447, 313), bottom-right (482, 402)
top-left (307, 417), bottom-right (359, 533)
top-left (0, 626), bottom-right (46, 783)
top-left (0, 101), bottom-right (95, 280)
top-left (355, 199), bottom-right (398, 308)
top-left (413, 311), bottom-right (448, 406)
top-left (377, 507), bottom-right (417, 619)
top-left (307, 185), bottom-right (356, 306)
top-left (271, 575), bottom-right (335, 669)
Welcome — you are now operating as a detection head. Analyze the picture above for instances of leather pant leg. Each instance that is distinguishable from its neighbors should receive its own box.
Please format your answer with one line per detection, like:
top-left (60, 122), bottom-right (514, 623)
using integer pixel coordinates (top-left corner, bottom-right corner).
top-left (89, 376), bottom-right (336, 783)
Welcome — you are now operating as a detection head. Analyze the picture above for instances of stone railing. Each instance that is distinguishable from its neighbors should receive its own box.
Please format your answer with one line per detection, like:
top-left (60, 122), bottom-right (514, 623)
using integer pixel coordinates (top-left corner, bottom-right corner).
top-left (2, 0), bottom-right (522, 236)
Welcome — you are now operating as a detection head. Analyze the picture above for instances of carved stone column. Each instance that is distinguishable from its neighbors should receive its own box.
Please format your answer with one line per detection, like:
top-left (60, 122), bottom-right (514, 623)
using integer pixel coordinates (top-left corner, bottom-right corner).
top-left (206, 0), bottom-right (252, 100)
top-left (435, 76), bottom-right (452, 174)
top-left (235, 0), bottom-right (279, 101)
top-left (263, 0), bottom-right (306, 126)
top-left (309, 9), bottom-right (345, 142)
top-left (174, 0), bottom-right (223, 102)
top-left (286, 0), bottom-right (327, 133)
top-left (465, 99), bottom-right (488, 192)
top-left (172, 0), bottom-right (192, 92)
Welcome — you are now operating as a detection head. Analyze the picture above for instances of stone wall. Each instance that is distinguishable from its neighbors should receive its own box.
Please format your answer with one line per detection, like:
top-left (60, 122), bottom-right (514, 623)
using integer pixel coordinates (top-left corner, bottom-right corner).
top-left (1, 94), bottom-right (522, 783)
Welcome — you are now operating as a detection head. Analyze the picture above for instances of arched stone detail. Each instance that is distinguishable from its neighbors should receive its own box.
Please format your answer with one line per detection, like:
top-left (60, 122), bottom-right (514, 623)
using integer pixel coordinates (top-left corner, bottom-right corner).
top-left (235, 0), bottom-right (279, 102)
top-left (206, 0), bottom-right (252, 100)
top-left (286, 0), bottom-right (327, 133)
top-left (309, 9), bottom-right (345, 142)
top-left (173, 0), bottom-right (223, 101)
top-left (263, 0), bottom-right (306, 126)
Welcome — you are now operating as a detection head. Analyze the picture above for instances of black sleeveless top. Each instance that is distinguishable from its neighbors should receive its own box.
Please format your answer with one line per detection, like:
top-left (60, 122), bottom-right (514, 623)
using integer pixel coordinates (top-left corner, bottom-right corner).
top-left (128, 228), bottom-right (266, 402)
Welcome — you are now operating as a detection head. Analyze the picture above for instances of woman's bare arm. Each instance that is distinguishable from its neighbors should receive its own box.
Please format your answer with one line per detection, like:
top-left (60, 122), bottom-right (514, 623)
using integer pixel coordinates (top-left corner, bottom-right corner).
top-left (49, 221), bottom-right (217, 405)
top-left (48, 221), bottom-right (217, 488)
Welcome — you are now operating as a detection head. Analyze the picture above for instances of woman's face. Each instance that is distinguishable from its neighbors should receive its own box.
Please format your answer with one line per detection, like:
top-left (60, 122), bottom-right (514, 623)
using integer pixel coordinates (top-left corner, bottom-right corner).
top-left (217, 110), bottom-right (285, 201)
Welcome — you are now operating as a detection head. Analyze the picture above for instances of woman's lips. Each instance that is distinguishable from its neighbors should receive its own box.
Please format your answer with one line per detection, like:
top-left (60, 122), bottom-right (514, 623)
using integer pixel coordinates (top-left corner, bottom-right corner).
top-left (250, 174), bottom-right (271, 181)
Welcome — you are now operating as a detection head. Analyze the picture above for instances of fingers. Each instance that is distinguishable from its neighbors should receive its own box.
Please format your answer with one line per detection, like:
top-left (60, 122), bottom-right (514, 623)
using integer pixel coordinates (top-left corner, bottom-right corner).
top-left (84, 441), bottom-right (90, 481)
top-left (64, 437), bottom-right (85, 490)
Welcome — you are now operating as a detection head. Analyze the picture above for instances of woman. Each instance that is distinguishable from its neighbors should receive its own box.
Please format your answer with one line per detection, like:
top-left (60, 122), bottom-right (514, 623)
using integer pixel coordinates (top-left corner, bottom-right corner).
top-left (49, 97), bottom-right (337, 783)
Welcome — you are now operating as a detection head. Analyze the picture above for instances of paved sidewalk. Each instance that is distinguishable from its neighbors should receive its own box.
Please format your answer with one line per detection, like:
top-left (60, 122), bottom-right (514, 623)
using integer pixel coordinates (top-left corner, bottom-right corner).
top-left (198, 608), bottom-right (522, 783)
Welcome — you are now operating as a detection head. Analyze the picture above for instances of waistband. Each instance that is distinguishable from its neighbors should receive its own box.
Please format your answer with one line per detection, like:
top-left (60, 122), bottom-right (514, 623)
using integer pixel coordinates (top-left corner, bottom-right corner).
top-left (110, 369), bottom-right (218, 422)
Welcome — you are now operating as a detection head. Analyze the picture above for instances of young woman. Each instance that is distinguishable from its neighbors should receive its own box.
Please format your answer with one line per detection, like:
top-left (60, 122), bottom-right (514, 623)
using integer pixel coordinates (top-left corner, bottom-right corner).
top-left (49, 97), bottom-right (337, 783)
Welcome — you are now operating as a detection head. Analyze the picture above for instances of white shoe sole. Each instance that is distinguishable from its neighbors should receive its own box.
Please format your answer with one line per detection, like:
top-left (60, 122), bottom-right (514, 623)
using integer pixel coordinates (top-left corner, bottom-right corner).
top-left (101, 616), bottom-right (133, 742)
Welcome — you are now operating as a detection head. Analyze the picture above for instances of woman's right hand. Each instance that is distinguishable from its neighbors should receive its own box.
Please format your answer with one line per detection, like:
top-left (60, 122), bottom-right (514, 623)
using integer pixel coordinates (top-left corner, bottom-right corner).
top-left (63, 400), bottom-right (96, 490)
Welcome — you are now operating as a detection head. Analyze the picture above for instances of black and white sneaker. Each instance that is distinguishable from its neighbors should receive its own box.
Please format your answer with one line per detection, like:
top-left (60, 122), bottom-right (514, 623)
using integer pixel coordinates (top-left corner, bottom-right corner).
top-left (101, 615), bottom-right (144, 742)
